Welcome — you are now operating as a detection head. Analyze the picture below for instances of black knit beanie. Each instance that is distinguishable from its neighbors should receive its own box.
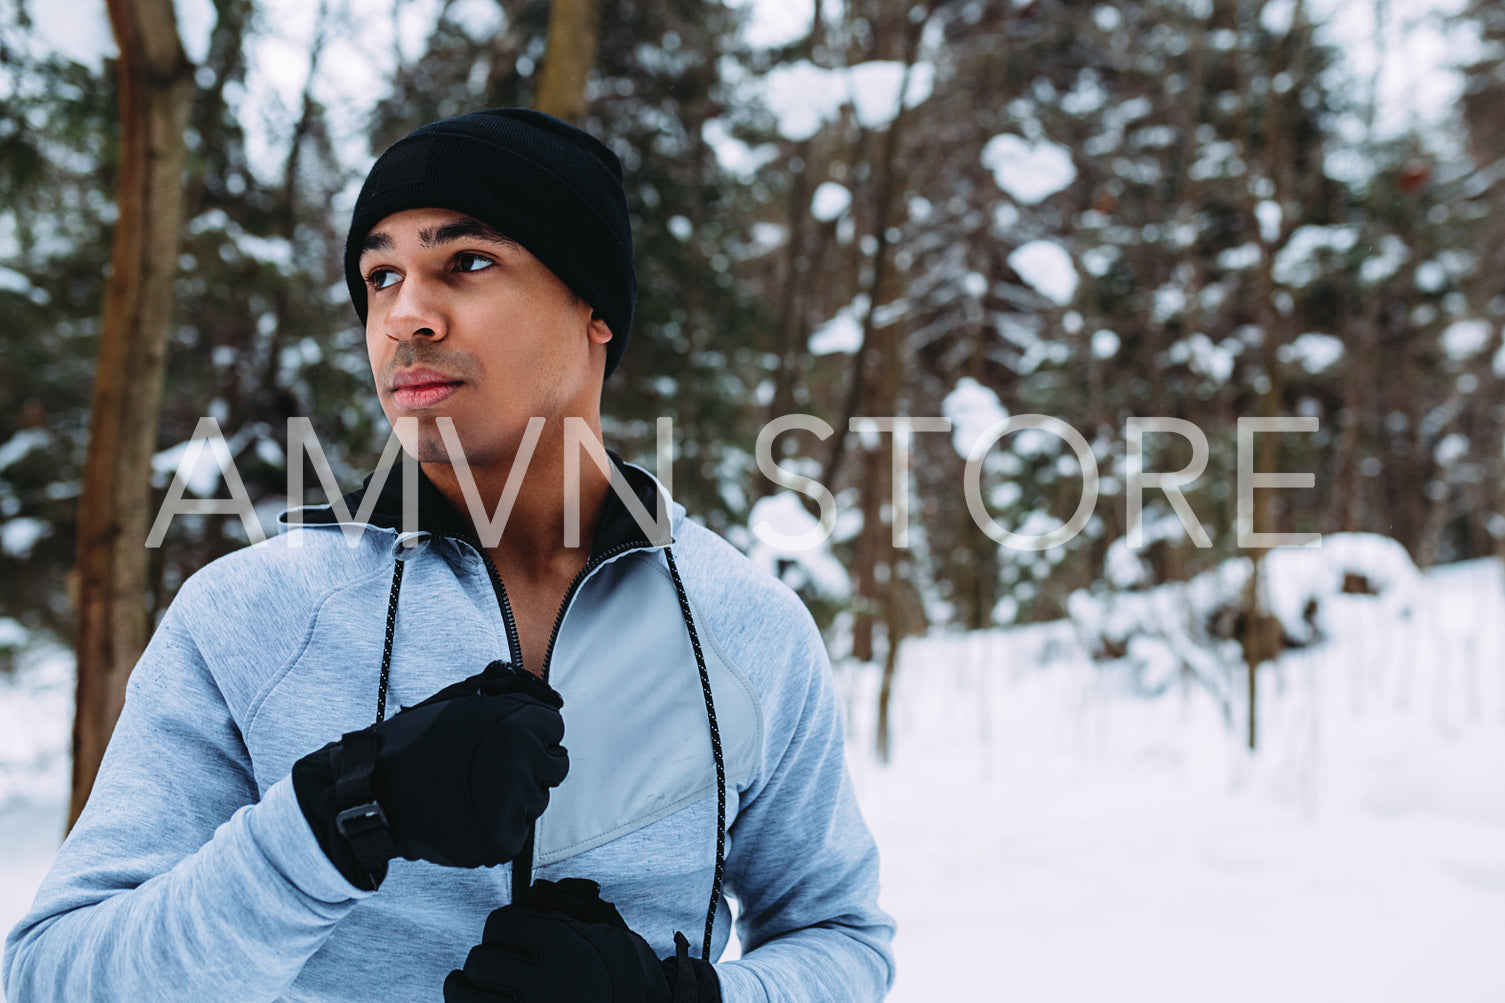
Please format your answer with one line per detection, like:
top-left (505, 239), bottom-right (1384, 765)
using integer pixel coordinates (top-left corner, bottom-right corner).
top-left (344, 108), bottom-right (636, 379)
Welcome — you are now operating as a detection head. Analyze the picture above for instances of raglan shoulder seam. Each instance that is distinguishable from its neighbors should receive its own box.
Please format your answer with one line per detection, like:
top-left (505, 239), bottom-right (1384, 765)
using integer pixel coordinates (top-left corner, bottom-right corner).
top-left (238, 560), bottom-right (397, 734)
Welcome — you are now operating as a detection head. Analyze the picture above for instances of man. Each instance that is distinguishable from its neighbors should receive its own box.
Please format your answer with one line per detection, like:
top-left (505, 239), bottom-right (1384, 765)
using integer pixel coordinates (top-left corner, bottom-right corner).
top-left (4, 109), bottom-right (895, 1001)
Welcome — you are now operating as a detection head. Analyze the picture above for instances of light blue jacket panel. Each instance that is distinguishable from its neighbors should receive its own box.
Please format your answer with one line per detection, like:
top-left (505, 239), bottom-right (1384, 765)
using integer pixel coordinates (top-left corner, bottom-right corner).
top-left (4, 468), bottom-right (895, 1002)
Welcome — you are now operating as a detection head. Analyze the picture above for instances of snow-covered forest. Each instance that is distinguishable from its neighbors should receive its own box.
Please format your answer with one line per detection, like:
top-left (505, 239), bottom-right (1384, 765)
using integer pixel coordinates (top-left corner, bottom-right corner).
top-left (3, 0), bottom-right (1504, 998)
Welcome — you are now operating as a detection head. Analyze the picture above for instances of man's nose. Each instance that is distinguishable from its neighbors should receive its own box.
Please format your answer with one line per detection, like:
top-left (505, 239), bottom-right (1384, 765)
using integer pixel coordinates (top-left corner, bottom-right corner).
top-left (382, 276), bottom-right (448, 341)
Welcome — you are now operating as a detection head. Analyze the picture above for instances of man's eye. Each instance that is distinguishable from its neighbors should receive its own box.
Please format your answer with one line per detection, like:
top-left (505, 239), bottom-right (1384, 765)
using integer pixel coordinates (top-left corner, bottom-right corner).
top-left (366, 269), bottom-right (399, 291)
top-left (456, 252), bottom-right (494, 273)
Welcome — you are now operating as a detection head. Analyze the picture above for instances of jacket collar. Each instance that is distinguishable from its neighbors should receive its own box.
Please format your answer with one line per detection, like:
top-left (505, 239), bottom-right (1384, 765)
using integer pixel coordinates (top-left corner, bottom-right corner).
top-left (291, 449), bottom-right (672, 557)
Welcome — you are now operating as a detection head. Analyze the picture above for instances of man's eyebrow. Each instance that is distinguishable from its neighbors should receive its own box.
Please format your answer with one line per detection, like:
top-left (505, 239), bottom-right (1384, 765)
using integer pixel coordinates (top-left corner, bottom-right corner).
top-left (419, 218), bottom-right (520, 251)
top-left (358, 218), bottom-right (518, 261)
top-left (360, 231), bottom-right (394, 256)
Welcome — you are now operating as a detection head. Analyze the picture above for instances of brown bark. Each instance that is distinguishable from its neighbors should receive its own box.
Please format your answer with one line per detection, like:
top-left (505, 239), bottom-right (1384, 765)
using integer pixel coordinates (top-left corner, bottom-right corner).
top-left (820, 14), bottom-right (925, 493)
top-left (1325, 302), bottom-right (1376, 533)
top-left (870, 216), bottom-right (911, 757)
top-left (825, 20), bottom-right (924, 676)
top-left (865, 16), bottom-right (931, 752)
top-left (850, 445), bottom-right (884, 662)
top-left (820, 140), bottom-right (899, 494)
top-left (874, 566), bottom-right (902, 763)
top-left (764, 140), bottom-right (812, 440)
top-left (534, 0), bottom-right (602, 124)
top-left (763, 0), bottom-right (835, 456)
top-left (675, 105), bottom-right (711, 444)
top-left (260, 4), bottom-right (331, 415)
top-left (70, 0), bottom-right (193, 830)
top-left (1232, 0), bottom-right (1311, 751)
top-left (1244, 269), bottom-right (1283, 749)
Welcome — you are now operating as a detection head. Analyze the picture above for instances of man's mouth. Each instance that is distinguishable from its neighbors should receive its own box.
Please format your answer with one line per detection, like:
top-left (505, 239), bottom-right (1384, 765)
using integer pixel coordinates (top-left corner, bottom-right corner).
top-left (392, 368), bottom-right (463, 409)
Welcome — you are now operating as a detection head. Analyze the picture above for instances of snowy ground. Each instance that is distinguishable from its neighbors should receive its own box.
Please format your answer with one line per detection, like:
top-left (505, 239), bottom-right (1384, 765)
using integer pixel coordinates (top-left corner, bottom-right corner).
top-left (3, 556), bottom-right (1503, 1001)
top-left (844, 556), bottom-right (1505, 1001)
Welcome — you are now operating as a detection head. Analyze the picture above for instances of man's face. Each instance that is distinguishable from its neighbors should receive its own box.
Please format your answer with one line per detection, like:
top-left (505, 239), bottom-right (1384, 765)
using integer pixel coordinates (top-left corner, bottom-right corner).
top-left (358, 207), bottom-right (611, 467)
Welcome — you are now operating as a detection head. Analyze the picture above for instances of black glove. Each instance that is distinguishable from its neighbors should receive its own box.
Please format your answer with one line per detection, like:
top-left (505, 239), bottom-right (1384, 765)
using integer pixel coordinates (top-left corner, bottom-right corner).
top-left (293, 660), bottom-right (569, 890)
top-left (443, 878), bottom-right (721, 1003)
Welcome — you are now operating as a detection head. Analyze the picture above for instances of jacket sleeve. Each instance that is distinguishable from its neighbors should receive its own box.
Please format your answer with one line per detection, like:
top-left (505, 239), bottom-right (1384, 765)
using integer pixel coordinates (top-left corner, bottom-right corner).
top-left (711, 610), bottom-right (897, 1002)
top-left (2, 574), bottom-right (372, 1002)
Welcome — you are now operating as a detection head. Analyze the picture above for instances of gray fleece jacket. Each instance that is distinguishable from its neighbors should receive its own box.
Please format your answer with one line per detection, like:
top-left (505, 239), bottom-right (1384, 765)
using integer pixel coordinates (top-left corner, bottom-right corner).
top-left (3, 457), bottom-right (895, 1001)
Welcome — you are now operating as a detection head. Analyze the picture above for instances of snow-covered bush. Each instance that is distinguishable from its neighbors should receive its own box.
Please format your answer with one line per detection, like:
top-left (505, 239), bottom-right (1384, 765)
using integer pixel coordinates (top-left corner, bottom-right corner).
top-left (1067, 533), bottom-right (1421, 716)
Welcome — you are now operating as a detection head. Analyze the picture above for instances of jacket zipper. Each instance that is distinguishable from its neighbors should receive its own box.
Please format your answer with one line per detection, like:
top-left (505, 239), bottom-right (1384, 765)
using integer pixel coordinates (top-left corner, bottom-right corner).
top-left (449, 524), bottom-right (669, 901)
top-left (454, 533), bottom-right (660, 682)
top-left (538, 540), bottom-right (649, 682)
top-left (457, 534), bottom-right (657, 902)
top-left (450, 533), bottom-right (527, 676)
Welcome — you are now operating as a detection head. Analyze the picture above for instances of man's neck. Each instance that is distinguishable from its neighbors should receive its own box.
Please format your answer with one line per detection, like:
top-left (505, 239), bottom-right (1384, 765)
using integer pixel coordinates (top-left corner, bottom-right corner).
top-left (421, 437), bottom-right (612, 582)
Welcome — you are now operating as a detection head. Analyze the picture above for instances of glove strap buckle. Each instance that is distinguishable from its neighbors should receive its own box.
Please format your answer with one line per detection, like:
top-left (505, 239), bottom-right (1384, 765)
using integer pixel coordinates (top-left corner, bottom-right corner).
top-left (332, 730), bottom-right (396, 887)
top-left (334, 800), bottom-right (388, 838)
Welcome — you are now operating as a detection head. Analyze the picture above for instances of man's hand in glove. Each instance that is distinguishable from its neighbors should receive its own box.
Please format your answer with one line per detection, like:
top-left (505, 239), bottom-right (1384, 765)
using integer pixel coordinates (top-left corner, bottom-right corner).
top-left (443, 878), bottom-right (721, 1003)
top-left (292, 660), bottom-right (569, 889)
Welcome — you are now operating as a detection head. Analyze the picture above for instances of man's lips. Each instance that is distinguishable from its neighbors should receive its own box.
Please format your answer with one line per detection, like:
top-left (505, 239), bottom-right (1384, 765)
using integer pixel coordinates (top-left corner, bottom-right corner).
top-left (391, 368), bottom-right (463, 409)
top-left (393, 382), bottom-right (461, 408)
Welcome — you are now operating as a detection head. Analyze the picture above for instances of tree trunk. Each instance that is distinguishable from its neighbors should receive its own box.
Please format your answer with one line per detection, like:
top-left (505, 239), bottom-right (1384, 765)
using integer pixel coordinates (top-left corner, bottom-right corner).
top-left (821, 14), bottom-right (923, 672)
top-left (1325, 305), bottom-right (1374, 533)
top-left (874, 568), bottom-right (904, 763)
top-left (70, 0), bottom-right (193, 830)
top-left (763, 138), bottom-right (812, 449)
top-left (865, 17), bottom-right (929, 748)
top-left (534, 0), bottom-right (602, 124)
top-left (762, 0), bottom-right (833, 463)
top-left (1239, 557), bottom-right (1280, 749)
top-left (821, 16), bottom-right (924, 493)
top-left (851, 443), bottom-right (884, 663)
top-left (1231, 0), bottom-right (1310, 752)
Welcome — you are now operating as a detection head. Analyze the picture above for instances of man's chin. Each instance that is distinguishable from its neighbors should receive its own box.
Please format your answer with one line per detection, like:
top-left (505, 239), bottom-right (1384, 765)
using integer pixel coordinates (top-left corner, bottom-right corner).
top-left (386, 415), bottom-right (459, 464)
top-left (387, 412), bottom-right (552, 468)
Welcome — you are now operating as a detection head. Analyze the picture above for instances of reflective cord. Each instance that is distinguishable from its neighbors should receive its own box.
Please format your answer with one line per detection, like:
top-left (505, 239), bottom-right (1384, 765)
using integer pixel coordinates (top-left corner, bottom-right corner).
top-left (665, 548), bottom-right (727, 963)
top-left (372, 543), bottom-right (727, 961)
top-left (376, 558), bottom-right (404, 723)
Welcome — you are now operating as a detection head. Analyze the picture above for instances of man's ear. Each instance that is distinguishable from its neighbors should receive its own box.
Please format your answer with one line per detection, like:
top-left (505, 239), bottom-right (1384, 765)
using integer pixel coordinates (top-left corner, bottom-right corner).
top-left (587, 312), bottom-right (613, 346)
